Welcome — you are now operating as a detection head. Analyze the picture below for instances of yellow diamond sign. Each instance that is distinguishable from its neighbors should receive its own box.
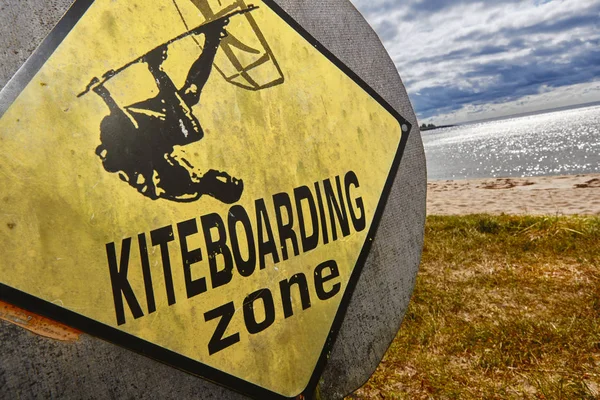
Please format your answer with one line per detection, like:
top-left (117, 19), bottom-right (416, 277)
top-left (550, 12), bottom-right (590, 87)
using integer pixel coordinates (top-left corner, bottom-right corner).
top-left (0, 0), bottom-right (411, 398)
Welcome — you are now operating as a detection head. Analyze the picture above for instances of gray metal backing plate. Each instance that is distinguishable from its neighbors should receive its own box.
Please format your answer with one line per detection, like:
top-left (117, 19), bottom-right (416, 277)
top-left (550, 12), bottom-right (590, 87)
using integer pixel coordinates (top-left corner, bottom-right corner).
top-left (0, 1), bottom-right (426, 398)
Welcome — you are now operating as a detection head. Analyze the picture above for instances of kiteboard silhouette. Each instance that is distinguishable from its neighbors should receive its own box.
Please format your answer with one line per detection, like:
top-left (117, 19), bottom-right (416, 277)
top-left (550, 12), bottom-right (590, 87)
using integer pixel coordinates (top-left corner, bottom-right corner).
top-left (78, 0), bottom-right (284, 203)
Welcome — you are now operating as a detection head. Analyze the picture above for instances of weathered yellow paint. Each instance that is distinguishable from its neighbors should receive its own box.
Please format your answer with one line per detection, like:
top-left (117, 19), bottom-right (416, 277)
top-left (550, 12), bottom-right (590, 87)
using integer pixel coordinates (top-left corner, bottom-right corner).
top-left (0, 0), bottom-right (402, 396)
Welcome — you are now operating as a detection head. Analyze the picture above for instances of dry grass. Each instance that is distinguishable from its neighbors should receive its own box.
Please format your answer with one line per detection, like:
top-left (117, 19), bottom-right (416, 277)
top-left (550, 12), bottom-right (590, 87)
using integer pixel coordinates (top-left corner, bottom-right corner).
top-left (349, 215), bottom-right (600, 399)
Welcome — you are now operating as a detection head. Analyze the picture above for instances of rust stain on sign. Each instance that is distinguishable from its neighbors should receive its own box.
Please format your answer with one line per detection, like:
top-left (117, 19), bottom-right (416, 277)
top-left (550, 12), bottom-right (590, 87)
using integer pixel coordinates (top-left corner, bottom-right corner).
top-left (0, 300), bottom-right (81, 342)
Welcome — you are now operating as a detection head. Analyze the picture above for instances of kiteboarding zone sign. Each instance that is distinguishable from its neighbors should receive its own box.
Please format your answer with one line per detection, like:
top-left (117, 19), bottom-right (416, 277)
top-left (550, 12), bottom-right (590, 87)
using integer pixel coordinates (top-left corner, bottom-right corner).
top-left (0, 0), bottom-right (411, 398)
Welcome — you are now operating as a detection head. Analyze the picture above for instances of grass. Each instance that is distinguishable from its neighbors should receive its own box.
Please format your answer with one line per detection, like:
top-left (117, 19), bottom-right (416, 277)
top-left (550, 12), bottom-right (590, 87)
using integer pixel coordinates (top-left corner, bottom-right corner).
top-left (349, 215), bottom-right (600, 399)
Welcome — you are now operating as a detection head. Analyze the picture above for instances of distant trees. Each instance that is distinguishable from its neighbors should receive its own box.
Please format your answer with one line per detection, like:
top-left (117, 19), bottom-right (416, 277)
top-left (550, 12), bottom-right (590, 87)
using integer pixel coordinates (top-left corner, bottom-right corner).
top-left (420, 123), bottom-right (437, 131)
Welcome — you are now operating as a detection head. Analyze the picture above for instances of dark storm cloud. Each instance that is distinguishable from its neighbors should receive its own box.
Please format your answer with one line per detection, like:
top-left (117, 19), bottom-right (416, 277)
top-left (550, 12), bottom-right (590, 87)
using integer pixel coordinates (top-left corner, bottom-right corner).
top-left (413, 47), bottom-right (600, 118)
top-left (412, 44), bottom-right (515, 65)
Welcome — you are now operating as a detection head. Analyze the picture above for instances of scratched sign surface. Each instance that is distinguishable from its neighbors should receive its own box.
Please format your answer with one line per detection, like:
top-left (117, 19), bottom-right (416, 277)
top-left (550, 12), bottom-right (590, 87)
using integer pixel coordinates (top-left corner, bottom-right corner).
top-left (0, 0), bottom-right (411, 398)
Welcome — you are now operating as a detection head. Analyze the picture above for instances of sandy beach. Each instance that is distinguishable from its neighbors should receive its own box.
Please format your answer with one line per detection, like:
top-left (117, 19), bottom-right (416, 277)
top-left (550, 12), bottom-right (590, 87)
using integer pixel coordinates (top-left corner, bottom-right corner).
top-left (427, 173), bottom-right (600, 216)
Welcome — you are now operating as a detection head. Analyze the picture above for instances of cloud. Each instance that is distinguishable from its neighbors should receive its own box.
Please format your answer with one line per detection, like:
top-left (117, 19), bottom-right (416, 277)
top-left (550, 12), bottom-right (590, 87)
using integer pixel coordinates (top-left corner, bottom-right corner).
top-left (456, 7), bottom-right (600, 42)
top-left (375, 20), bottom-right (400, 42)
top-left (350, 0), bottom-right (600, 124)
top-left (407, 0), bottom-right (522, 15)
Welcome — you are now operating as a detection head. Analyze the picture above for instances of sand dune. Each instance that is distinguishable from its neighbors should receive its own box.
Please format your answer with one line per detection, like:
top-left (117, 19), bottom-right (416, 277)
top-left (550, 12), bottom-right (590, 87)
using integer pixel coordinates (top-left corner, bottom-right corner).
top-left (427, 174), bottom-right (600, 216)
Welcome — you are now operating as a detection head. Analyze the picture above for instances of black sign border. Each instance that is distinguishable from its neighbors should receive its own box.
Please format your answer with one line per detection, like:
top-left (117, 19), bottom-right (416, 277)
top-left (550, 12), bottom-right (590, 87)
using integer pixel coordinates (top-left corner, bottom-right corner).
top-left (0, 1), bottom-right (413, 399)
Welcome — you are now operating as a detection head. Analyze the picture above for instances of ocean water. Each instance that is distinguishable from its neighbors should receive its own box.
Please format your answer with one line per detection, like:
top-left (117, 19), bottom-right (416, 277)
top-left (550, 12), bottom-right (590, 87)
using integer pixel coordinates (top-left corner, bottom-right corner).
top-left (422, 104), bottom-right (600, 180)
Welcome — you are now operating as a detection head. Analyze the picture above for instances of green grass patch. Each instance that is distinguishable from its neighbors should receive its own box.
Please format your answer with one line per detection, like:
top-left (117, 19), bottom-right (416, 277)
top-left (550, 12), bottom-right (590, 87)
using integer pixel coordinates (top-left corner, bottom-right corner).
top-left (350, 215), bottom-right (600, 399)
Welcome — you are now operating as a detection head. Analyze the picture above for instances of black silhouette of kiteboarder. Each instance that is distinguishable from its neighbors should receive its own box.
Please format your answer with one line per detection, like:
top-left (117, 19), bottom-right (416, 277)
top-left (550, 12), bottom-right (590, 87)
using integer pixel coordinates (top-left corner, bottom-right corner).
top-left (79, 6), bottom-right (259, 203)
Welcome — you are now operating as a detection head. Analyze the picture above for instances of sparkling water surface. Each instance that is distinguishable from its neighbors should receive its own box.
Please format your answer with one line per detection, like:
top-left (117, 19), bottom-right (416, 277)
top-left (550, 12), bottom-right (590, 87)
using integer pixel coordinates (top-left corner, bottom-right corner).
top-left (422, 105), bottom-right (600, 180)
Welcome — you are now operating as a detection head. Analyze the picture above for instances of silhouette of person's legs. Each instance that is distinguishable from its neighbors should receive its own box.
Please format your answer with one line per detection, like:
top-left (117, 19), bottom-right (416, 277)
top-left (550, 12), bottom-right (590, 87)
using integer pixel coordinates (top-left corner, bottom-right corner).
top-left (92, 19), bottom-right (243, 203)
top-left (179, 23), bottom-right (227, 106)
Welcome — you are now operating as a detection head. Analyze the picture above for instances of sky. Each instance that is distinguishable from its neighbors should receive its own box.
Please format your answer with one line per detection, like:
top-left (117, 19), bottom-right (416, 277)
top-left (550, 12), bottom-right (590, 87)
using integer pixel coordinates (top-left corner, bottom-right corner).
top-left (349, 0), bottom-right (600, 125)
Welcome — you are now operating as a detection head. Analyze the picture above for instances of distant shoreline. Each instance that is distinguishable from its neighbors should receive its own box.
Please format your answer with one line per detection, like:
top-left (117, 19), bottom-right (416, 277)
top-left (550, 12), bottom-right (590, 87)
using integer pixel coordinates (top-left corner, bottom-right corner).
top-left (420, 124), bottom-right (455, 131)
top-left (423, 100), bottom-right (600, 128)
top-left (427, 173), bottom-right (600, 216)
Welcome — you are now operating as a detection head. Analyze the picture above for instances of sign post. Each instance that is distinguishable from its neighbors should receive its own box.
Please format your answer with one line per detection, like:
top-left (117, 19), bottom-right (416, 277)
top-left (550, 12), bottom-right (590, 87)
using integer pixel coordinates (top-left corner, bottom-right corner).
top-left (0, 1), bottom-right (426, 398)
